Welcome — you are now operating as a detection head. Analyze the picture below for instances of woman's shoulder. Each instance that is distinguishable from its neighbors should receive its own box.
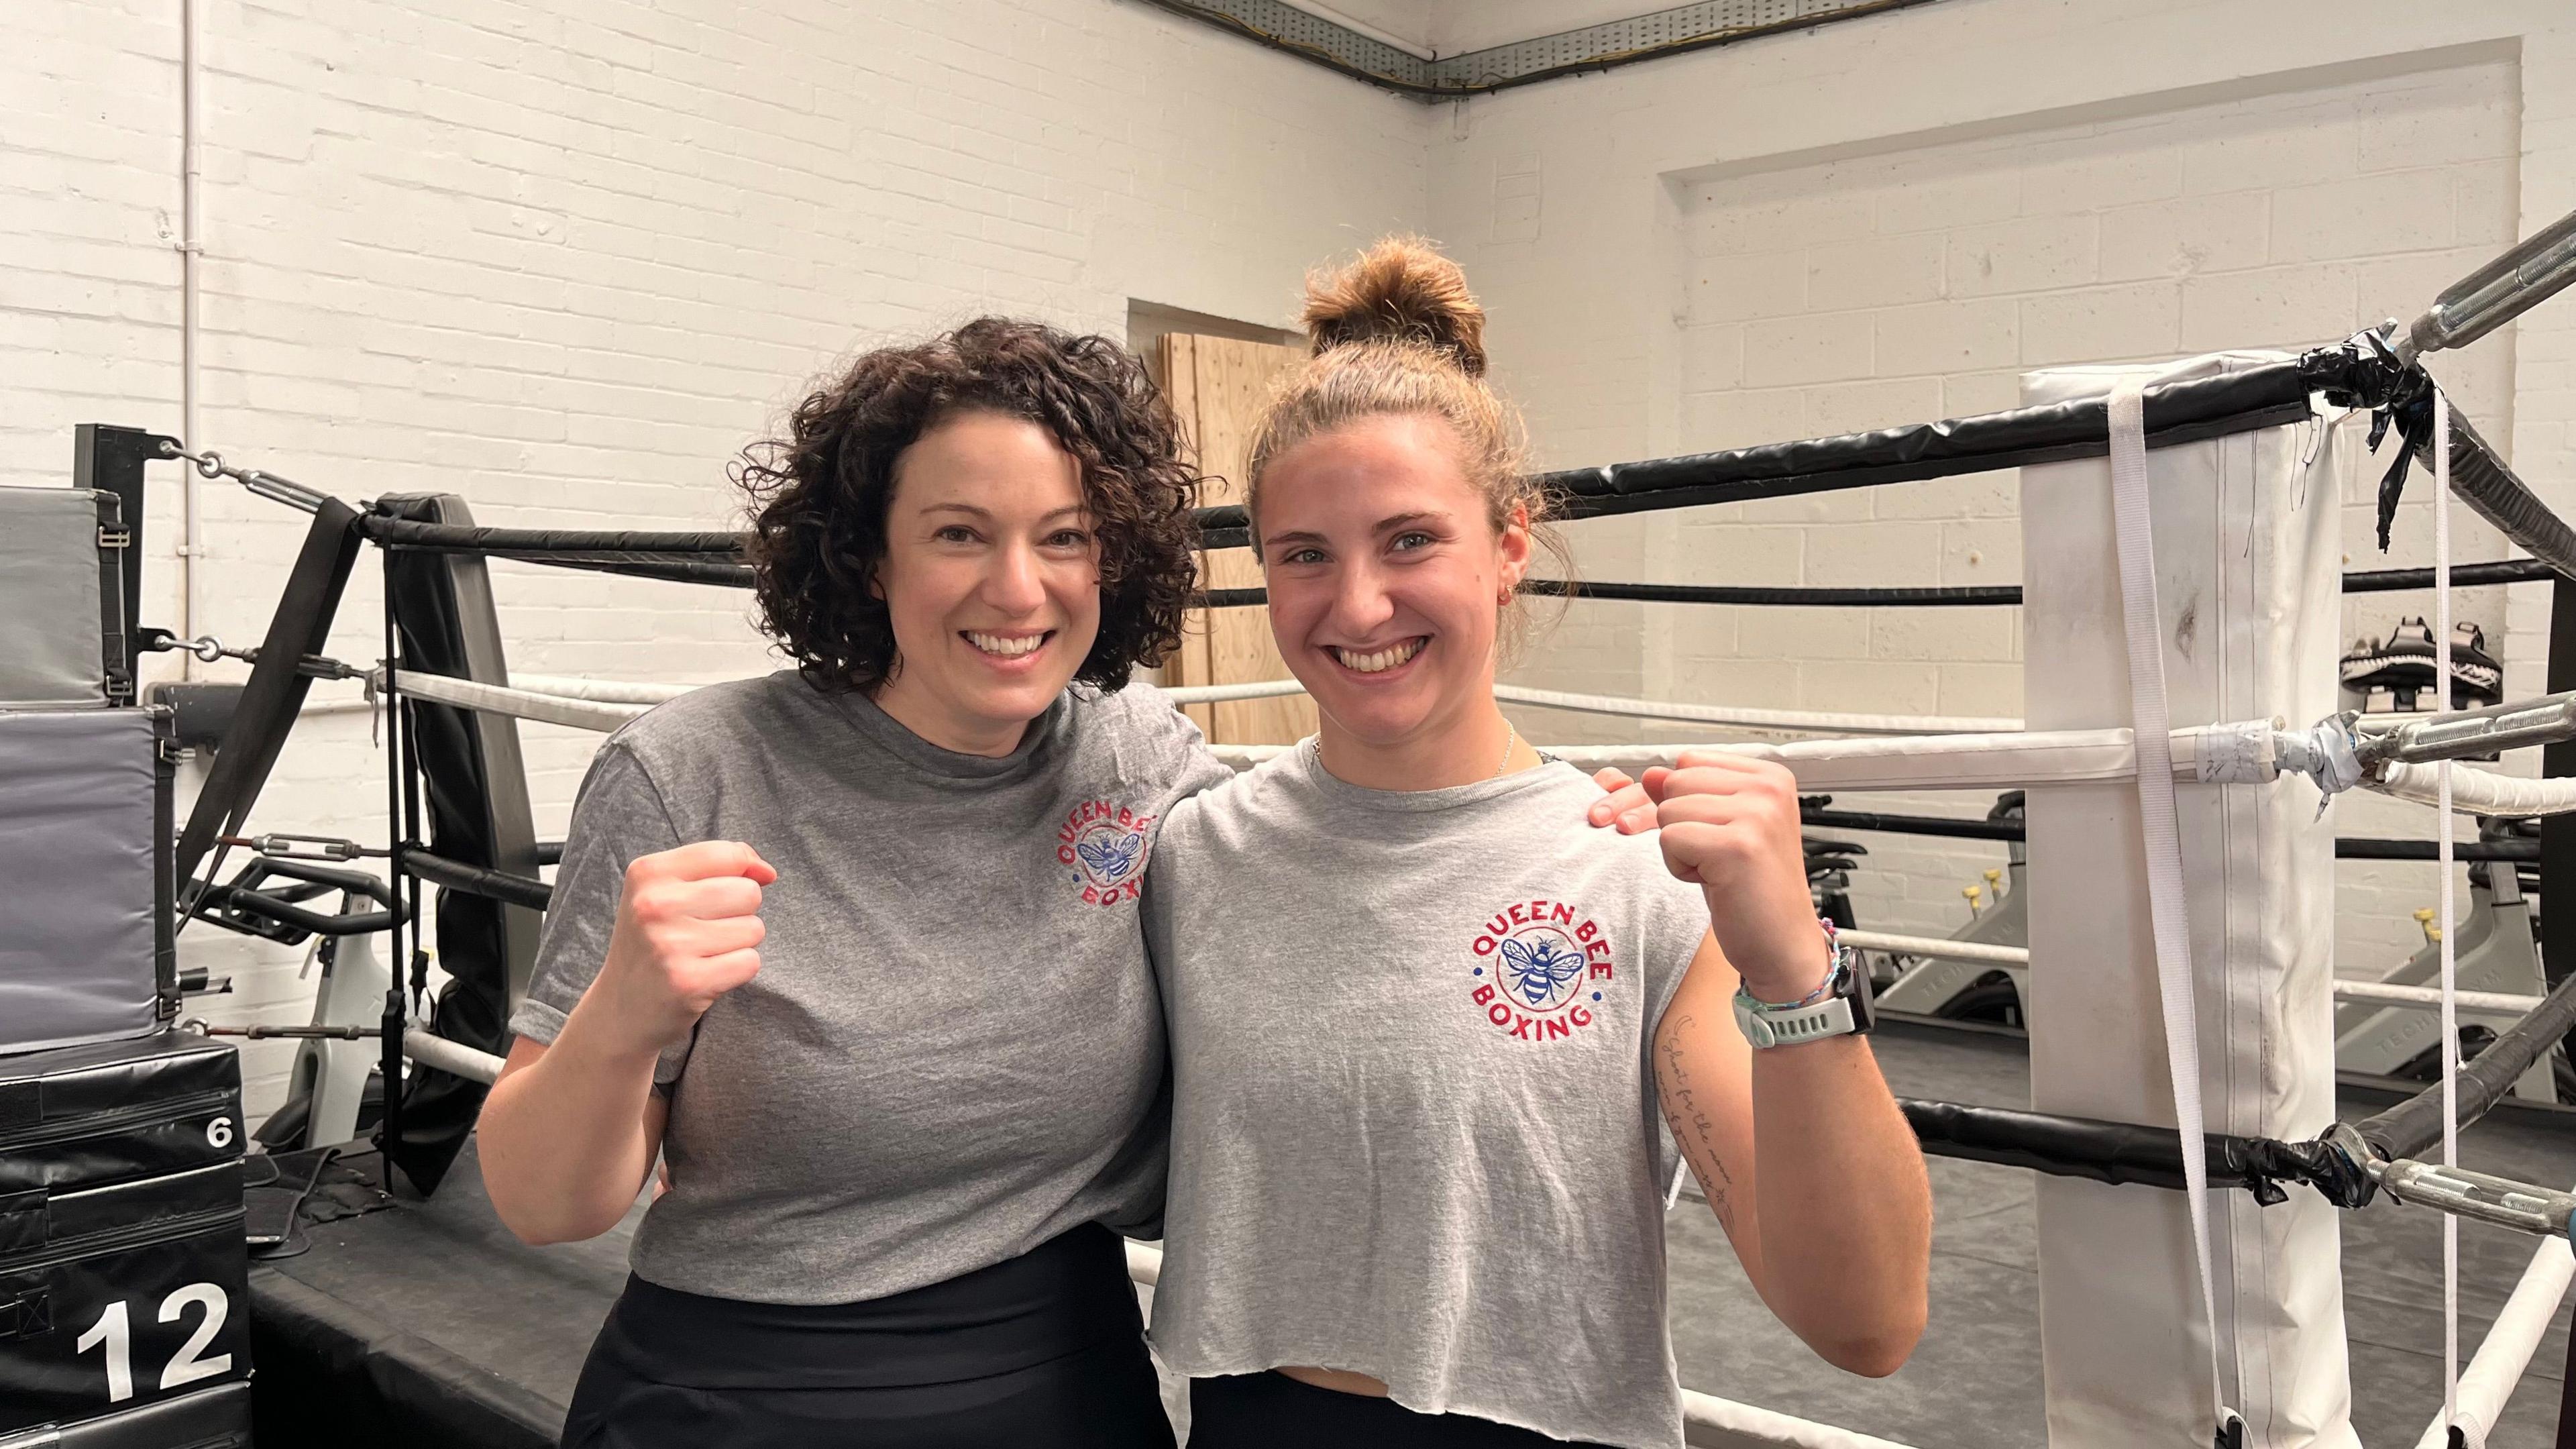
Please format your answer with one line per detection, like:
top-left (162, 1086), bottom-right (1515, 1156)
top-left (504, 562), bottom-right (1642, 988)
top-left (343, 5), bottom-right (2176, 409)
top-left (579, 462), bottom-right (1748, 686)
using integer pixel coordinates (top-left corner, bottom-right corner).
top-left (604, 672), bottom-right (826, 770)
top-left (1507, 763), bottom-right (1679, 870)
top-left (1068, 680), bottom-right (1234, 796)
top-left (1155, 744), bottom-right (1308, 849)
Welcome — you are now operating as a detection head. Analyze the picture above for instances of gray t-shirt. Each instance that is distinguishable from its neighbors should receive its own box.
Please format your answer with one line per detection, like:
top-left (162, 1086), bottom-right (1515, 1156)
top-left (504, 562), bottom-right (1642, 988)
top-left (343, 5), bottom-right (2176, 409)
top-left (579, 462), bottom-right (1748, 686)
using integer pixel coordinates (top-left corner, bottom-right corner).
top-left (510, 672), bottom-right (1230, 1305)
top-left (1144, 743), bottom-right (1711, 1449)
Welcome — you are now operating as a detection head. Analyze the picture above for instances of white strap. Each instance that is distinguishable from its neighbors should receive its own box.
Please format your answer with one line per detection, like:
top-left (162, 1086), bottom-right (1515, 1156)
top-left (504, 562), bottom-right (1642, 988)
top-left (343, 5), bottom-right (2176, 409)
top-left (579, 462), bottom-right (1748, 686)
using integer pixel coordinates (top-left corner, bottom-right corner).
top-left (2433, 384), bottom-right (2461, 1444)
top-left (2106, 379), bottom-right (2235, 1436)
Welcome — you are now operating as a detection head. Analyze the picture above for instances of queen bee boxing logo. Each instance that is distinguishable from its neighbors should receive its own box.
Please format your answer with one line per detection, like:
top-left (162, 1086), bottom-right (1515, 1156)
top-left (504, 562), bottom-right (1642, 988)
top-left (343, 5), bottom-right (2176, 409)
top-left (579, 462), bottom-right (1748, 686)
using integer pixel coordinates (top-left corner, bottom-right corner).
top-left (1058, 799), bottom-right (1155, 906)
top-left (1469, 899), bottom-right (1614, 1042)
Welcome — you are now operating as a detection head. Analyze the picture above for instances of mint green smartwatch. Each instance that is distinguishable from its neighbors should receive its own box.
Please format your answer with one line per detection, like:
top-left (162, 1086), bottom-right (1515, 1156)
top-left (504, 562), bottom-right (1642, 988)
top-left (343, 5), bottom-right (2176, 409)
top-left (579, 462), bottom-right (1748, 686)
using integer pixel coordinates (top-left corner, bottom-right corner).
top-left (1732, 918), bottom-right (1876, 1049)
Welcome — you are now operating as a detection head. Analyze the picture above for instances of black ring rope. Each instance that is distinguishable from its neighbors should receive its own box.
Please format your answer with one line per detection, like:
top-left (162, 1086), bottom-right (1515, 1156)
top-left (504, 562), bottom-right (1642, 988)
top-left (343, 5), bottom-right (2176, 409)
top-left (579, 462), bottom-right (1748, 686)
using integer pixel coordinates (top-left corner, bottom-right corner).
top-left (343, 342), bottom-right (2573, 602)
top-left (1799, 806), bottom-right (2541, 863)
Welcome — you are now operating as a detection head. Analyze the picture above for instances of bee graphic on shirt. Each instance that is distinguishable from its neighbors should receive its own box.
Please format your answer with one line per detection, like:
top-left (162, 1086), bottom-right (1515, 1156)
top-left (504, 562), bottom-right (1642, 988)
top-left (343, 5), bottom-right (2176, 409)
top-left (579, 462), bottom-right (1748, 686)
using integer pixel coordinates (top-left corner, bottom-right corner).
top-left (1057, 800), bottom-right (1156, 906)
top-left (1468, 904), bottom-right (1613, 1042)
top-left (1499, 933), bottom-right (1586, 1009)
top-left (1075, 831), bottom-right (1144, 883)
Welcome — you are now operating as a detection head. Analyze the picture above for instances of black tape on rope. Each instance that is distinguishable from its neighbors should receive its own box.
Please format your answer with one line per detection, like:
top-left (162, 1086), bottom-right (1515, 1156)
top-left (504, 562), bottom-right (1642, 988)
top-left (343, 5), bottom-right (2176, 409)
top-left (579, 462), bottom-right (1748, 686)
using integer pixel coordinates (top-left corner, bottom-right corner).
top-left (1898, 1097), bottom-right (2371, 1208)
top-left (2355, 969), bottom-right (2576, 1163)
top-left (400, 851), bottom-right (554, 913)
top-left (1185, 557), bottom-right (2555, 612)
top-left (1799, 806), bottom-right (2540, 862)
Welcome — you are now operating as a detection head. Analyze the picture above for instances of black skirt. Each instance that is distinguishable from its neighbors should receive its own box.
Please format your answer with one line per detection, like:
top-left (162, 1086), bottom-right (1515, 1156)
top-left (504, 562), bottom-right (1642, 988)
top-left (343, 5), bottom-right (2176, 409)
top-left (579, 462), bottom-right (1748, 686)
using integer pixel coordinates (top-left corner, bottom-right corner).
top-left (561, 1222), bottom-right (1173, 1448)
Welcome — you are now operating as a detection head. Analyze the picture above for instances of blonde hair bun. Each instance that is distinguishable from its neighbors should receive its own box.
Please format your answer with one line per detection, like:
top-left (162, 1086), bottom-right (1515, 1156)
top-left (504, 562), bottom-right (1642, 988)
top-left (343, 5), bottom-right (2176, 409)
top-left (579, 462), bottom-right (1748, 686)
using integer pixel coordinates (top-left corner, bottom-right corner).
top-left (1301, 236), bottom-right (1488, 378)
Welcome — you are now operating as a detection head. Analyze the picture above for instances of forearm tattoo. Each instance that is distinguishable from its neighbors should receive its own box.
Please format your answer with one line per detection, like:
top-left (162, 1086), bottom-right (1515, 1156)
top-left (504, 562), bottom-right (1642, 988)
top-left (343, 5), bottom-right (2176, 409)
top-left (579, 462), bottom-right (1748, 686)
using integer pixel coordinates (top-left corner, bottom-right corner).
top-left (1658, 1016), bottom-right (1737, 1232)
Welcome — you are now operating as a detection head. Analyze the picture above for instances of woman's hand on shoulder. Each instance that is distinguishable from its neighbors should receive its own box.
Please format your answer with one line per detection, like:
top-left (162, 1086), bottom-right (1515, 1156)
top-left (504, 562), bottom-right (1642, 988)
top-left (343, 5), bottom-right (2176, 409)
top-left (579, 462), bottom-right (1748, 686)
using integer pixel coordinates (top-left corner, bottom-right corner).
top-left (1585, 767), bottom-right (1658, 833)
top-left (1638, 752), bottom-right (1824, 1002)
top-left (590, 841), bottom-right (777, 1057)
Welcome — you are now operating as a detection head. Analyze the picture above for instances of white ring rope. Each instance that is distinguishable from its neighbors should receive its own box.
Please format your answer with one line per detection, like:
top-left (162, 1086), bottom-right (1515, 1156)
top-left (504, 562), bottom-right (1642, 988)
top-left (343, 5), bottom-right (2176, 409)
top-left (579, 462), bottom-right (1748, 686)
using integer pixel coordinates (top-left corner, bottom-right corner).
top-left (2331, 979), bottom-right (2544, 1016)
top-left (1166, 674), bottom-right (2022, 735)
top-left (415, 672), bottom-right (2561, 822)
top-left (1222, 727), bottom-right (2281, 793)
top-left (388, 672), bottom-right (648, 732)
top-left (519, 670), bottom-right (2025, 737)
top-left (2410, 1208), bottom-right (2573, 1449)
top-left (1495, 683), bottom-right (2020, 736)
top-left (1158, 677), bottom-right (1309, 706)
top-left (1853, 932), bottom-right (2544, 1016)
top-left (511, 673), bottom-right (697, 705)
top-left (402, 1028), bottom-right (503, 1085)
top-left (1837, 930), bottom-right (2029, 966)
top-left (2369, 761), bottom-right (2576, 816)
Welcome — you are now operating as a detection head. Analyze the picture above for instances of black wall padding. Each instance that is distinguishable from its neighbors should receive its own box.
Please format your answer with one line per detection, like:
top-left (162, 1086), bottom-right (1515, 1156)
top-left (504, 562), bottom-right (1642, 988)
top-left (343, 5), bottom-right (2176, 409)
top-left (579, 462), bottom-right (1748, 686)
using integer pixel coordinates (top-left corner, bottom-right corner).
top-left (2356, 970), bottom-right (2576, 1163)
top-left (174, 500), bottom-right (362, 885)
top-left (377, 501), bottom-right (515, 1196)
top-left (1901, 1097), bottom-right (2371, 1208)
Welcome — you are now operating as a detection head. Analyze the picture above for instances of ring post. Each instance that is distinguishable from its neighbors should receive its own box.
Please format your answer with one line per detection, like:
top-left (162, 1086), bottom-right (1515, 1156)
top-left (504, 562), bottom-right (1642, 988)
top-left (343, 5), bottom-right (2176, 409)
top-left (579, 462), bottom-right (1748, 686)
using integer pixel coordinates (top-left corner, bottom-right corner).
top-left (2021, 354), bottom-right (2355, 1447)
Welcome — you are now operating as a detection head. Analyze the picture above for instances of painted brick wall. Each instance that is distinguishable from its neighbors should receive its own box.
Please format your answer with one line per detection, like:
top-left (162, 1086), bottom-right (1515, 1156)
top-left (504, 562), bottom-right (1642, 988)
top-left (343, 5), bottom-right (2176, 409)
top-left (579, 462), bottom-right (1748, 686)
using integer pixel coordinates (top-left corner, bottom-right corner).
top-left (1439, 1), bottom-right (2576, 982)
top-left (1652, 57), bottom-right (2522, 953)
top-left (9, 0), bottom-right (1430, 1110)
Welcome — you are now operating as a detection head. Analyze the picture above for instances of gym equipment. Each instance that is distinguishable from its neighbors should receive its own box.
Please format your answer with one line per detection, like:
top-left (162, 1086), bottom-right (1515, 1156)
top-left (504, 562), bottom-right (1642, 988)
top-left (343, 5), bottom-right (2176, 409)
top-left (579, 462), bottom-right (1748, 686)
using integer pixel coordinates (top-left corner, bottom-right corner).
top-left (0, 1032), bottom-right (249, 1436)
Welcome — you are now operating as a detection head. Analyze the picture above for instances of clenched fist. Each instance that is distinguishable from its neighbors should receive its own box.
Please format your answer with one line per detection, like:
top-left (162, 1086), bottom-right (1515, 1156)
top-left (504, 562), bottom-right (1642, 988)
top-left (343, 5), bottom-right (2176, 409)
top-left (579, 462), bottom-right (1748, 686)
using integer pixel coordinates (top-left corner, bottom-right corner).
top-left (1640, 751), bottom-right (1829, 1003)
top-left (591, 841), bottom-right (776, 1055)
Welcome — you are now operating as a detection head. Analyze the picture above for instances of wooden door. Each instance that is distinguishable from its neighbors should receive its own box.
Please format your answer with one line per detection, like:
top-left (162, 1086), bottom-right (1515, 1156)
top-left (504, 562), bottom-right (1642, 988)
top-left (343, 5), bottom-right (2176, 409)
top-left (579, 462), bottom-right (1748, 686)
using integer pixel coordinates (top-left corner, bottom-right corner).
top-left (1160, 333), bottom-right (1317, 745)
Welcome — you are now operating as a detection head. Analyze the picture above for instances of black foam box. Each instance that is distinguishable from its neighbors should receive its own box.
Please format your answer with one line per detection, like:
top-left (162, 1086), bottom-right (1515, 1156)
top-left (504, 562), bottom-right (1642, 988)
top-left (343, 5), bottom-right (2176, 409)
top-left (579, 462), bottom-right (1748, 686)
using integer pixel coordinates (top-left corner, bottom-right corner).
top-left (0, 1033), bottom-right (248, 1436)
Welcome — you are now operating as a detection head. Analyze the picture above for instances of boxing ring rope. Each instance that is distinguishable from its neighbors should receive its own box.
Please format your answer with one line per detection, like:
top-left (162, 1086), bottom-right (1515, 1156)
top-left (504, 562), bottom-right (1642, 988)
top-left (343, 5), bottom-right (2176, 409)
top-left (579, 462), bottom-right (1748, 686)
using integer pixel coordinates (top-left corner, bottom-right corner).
top-left (2412, 1218), bottom-right (2574, 1449)
top-left (1836, 929), bottom-right (2029, 966)
top-left (402, 1028), bottom-right (502, 1085)
top-left (1801, 804), bottom-right (2543, 863)
top-left (1839, 929), bottom-right (2546, 1017)
top-left (397, 665), bottom-right (2576, 822)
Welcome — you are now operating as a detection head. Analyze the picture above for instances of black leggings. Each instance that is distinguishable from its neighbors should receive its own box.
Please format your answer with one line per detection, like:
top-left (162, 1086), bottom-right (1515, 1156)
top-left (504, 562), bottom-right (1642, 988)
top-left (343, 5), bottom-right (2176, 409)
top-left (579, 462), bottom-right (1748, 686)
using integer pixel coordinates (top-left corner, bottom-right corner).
top-left (560, 1224), bottom-right (1173, 1449)
top-left (1188, 1371), bottom-right (1616, 1448)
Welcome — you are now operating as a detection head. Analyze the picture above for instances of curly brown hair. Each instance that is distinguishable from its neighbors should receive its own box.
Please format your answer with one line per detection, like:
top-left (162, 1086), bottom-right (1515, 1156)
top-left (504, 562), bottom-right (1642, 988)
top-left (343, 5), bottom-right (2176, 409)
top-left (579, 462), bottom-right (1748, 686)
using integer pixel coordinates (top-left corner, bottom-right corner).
top-left (737, 317), bottom-right (1203, 694)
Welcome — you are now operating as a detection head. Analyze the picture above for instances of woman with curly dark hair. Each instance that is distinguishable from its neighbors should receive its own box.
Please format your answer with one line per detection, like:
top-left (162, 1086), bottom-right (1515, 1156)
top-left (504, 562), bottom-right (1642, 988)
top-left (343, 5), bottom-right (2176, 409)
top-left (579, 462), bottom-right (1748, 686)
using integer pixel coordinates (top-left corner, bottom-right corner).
top-left (476, 317), bottom-right (1228, 1448)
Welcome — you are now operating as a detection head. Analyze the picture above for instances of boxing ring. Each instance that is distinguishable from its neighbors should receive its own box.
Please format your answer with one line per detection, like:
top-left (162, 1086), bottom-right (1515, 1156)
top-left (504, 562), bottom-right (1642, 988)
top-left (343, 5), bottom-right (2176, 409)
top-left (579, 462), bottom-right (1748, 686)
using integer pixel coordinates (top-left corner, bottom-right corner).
top-left (115, 213), bottom-right (2576, 1446)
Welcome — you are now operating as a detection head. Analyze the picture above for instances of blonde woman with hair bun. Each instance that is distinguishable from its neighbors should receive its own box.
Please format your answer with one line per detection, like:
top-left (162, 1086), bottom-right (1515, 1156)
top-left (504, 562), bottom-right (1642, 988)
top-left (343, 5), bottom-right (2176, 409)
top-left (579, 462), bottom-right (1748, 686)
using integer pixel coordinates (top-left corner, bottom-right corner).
top-left (1143, 238), bottom-right (1933, 1448)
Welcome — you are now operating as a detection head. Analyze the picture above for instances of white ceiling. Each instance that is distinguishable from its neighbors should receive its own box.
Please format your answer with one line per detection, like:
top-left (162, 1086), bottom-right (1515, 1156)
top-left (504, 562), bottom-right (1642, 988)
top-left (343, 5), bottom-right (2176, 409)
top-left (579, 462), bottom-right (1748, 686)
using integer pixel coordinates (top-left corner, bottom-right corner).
top-left (1298, 1), bottom-right (1660, 57)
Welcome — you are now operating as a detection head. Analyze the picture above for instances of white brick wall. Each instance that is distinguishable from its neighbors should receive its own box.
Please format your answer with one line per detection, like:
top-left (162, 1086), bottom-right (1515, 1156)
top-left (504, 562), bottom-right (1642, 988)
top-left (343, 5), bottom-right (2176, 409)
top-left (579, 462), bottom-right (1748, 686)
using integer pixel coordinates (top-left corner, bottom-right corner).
top-left (1440, 3), bottom-right (2576, 971)
top-left (1665, 59), bottom-right (2518, 738)
top-left (9, 0), bottom-right (1430, 1110)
